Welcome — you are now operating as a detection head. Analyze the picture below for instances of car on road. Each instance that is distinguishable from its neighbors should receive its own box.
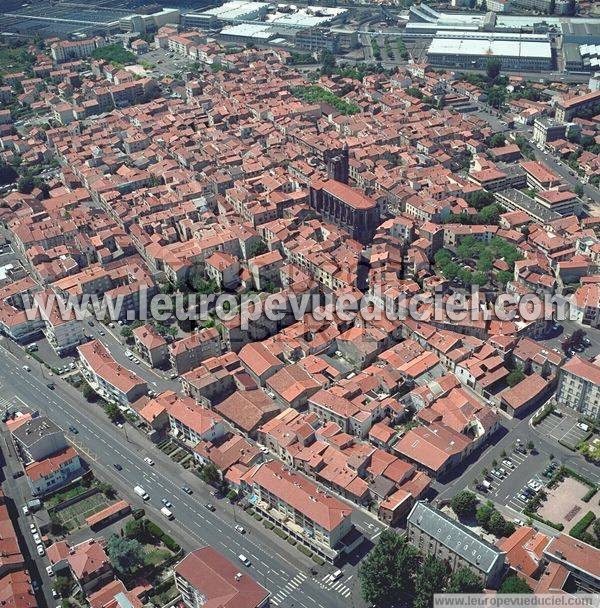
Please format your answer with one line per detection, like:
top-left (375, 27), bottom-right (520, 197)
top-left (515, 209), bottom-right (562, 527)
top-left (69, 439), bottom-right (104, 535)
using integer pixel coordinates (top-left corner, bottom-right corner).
top-left (36, 545), bottom-right (45, 556)
top-left (46, 565), bottom-right (54, 577)
top-left (69, 425), bottom-right (78, 434)
top-left (502, 459), bottom-right (514, 469)
top-left (235, 525), bottom-right (245, 534)
top-left (330, 569), bottom-right (343, 581)
top-left (182, 486), bottom-right (193, 495)
top-left (143, 457), bottom-right (155, 466)
top-left (162, 498), bottom-right (172, 508)
top-left (204, 503), bottom-right (215, 511)
top-left (238, 554), bottom-right (250, 566)
top-left (113, 463), bottom-right (122, 471)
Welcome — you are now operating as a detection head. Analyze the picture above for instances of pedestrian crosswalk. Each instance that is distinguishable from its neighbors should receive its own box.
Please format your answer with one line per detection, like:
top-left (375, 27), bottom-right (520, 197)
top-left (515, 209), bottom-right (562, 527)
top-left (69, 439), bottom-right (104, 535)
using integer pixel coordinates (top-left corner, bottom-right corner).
top-left (270, 572), bottom-right (307, 606)
top-left (318, 573), bottom-right (353, 598)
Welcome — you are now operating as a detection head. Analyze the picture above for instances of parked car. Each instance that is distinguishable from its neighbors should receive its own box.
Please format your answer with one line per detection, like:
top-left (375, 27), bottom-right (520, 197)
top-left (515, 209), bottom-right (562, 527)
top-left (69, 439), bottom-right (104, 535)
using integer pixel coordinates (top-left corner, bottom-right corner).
top-left (69, 425), bottom-right (78, 434)
top-left (182, 486), bottom-right (193, 495)
top-left (37, 545), bottom-right (45, 556)
top-left (113, 463), bottom-right (122, 471)
top-left (46, 565), bottom-right (54, 577)
top-left (235, 525), bottom-right (245, 534)
top-left (144, 457), bottom-right (155, 466)
top-left (577, 422), bottom-right (590, 432)
top-left (162, 498), bottom-right (172, 508)
top-left (204, 503), bottom-right (215, 512)
top-left (502, 459), bottom-right (514, 469)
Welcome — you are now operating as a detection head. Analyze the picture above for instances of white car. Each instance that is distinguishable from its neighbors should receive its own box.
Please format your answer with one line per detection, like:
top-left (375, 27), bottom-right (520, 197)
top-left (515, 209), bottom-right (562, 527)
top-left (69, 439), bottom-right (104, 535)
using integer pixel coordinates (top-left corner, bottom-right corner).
top-left (144, 457), bottom-right (155, 466)
top-left (46, 565), bottom-right (54, 577)
top-left (32, 533), bottom-right (41, 544)
top-left (502, 459), bottom-right (514, 469)
top-left (238, 554), bottom-right (250, 566)
top-left (577, 422), bottom-right (590, 432)
top-left (22, 505), bottom-right (30, 516)
top-left (37, 544), bottom-right (45, 556)
top-left (235, 525), bottom-right (246, 534)
top-left (29, 523), bottom-right (36, 532)
top-left (330, 569), bottom-right (343, 581)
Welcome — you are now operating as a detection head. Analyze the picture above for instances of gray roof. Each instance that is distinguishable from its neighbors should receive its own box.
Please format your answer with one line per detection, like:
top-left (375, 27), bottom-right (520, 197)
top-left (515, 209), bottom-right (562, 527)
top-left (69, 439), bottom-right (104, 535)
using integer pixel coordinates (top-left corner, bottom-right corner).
top-left (407, 501), bottom-right (504, 574)
top-left (12, 416), bottom-right (62, 447)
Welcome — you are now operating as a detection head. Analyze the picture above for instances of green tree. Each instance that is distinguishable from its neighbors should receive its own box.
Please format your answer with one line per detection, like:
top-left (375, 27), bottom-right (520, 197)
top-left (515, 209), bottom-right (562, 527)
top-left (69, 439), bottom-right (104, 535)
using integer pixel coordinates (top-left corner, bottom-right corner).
top-left (488, 510), bottom-right (515, 538)
top-left (575, 183), bottom-right (584, 197)
top-left (0, 162), bottom-right (17, 185)
top-left (447, 568), bottom-right (484, 593)
top-left (499, 576), bottom-right (532, 593)
top-left (414, 555), bottom-right (449, 608)
top-left (489, 133), bottom-right (506, 148)
top-left (451, 490), bottom-right (478, 519)
top-left (121, 326), bottom-right (133, 340)
top-left (507, 365), bottom-right (525, 387)
top-left (82, 384), bottom-right (97, 403)
top-left (487, 86), bottom-right (506, 109)
top-left (125, 518), bottom-right (147, 541)
top-left (17, 175), bottom-right (35, 194)
top-left (321, 49), bottom-right (336, 75)
top-left (527, 440), bottom-right (535, 451)
top-left (53, 576), bottom-right (72, 598)
top-left (476, 501), bottom-right (495, 529)
top-left (358, 530), bottom-right (419, 607)
top-left (105, 402), bottom-right (122, 423)
top-left (486, 57), bottom-right (502, 81)
top-left (106, 534), bottom-right (145, 577)
top-left (98, 482), bottom-right (116, 499)
top-left (200, 462), bottom-right (221, 486)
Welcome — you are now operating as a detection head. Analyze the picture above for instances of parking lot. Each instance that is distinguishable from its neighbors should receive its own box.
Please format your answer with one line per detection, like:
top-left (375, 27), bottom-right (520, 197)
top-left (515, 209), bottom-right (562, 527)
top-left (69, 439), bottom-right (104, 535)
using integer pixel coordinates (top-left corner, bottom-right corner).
top-left (475, 444), bottom-right (551, 515)
top-left (534, 411), bottom-right (590, 449)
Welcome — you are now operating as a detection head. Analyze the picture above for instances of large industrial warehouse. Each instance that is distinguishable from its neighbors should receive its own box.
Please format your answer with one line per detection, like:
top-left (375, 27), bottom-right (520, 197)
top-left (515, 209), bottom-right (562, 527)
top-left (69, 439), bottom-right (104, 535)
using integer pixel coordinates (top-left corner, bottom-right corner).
top-left (426, 32), bottom-right (553, 71)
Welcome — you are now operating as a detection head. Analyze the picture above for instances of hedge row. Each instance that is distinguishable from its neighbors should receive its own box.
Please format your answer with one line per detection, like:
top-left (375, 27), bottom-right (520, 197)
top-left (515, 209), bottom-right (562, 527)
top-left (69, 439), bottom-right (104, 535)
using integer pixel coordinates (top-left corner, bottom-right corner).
top-left (298, 544), bottom-right (313, 557)
top-left (583, 487), bottom-right (598, 503)
top-left (312, 555), bottom-right (325, 566)
top-left (145, 520), bottom-right (181, 553)
top-left (523, 509), bottom-right (564, 531)
top-left (274, 528), bottom-right (288, 540)
top-left (570, 511), bottom-right (595, 538)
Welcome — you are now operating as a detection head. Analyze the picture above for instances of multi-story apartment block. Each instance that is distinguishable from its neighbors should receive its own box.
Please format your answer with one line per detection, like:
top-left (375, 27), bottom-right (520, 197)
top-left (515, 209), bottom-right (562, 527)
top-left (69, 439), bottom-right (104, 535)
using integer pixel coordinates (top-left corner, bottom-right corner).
top-left (25, 447), bottom-right (83, 496)
top-left (50, 37), bottom-right (106, 64)
top-left (407, 501), bottom-right (506, 587)
top-left (556, 356), bottom-right (600, 420)
top-left (11, 416), bottom-right (68, 464)
top-left (555, 90), bottom-right (600, 123)
top-left (242, 459), bottom-right (356, 563)
top-left (170, 328), bottom-right (222, 375)
top-left (132, 323), bottom-right (168, 368)
top-left (175, 547), bottom-right (270, 608)
top-left (78, 340), bottom-right (148, 406)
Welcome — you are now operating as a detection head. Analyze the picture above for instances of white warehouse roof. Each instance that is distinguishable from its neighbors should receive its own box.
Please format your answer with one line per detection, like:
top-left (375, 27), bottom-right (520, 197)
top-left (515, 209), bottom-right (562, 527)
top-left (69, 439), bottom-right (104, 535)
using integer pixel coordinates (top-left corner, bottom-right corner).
top-left (428, 36), bottom-right (552, 59)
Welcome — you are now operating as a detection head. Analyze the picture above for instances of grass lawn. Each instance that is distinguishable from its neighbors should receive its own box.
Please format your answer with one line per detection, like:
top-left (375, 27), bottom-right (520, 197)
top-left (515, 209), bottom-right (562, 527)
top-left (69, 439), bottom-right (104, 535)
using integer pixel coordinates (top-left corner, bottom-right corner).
top-left (46, 484), bottom-right (89, 508)
top-left (144, 546), bottom-right (172, 567)
top-left (54, 493), bottom-right (112, 532)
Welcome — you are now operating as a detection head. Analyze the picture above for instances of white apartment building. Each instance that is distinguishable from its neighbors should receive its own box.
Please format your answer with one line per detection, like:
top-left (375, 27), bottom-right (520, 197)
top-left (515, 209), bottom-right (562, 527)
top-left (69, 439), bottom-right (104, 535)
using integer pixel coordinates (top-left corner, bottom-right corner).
top-left (556, 355), bottom-right (600, 420)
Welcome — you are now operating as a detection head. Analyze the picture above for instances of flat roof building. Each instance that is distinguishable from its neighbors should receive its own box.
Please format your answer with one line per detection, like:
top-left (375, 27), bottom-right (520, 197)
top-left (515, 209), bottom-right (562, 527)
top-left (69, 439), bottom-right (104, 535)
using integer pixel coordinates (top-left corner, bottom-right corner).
top-left (427, 32), bottom-right (553, 72)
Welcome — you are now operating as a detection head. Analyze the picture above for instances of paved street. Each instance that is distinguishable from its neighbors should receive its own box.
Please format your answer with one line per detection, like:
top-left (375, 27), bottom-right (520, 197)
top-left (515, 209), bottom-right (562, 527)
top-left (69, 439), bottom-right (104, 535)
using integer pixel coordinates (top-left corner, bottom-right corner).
top-left (0, 340), bottom-right (377, 608)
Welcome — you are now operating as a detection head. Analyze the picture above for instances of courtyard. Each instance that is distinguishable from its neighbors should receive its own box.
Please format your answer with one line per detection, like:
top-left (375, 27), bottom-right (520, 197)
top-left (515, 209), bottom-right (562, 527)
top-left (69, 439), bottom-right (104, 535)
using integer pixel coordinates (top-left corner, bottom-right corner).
top-left (537, 476), bottom-right (600, 530)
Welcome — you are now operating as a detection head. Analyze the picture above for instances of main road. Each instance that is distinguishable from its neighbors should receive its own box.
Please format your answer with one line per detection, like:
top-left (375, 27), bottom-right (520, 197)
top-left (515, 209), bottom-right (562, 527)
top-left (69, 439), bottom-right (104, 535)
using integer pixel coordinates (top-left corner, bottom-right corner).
top-left (0, 340), bottom-right (365, 608)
